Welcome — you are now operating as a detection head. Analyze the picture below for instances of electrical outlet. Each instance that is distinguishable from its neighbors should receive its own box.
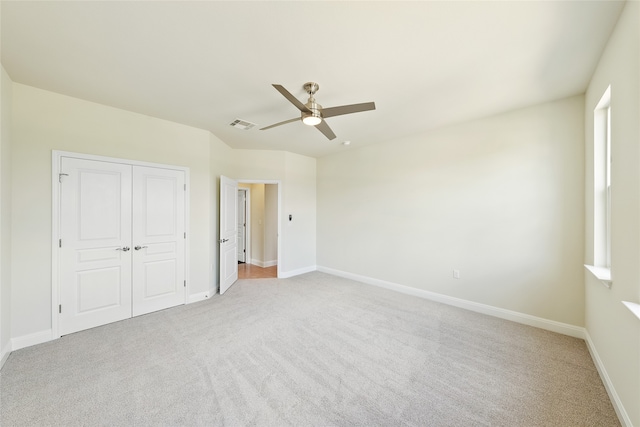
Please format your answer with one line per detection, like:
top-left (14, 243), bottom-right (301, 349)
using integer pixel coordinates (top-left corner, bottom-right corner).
top-left (453, 269), bottom-right (460, 279)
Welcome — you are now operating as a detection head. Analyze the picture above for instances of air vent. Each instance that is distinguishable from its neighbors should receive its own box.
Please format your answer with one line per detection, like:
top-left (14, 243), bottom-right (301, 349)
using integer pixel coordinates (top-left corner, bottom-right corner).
top-left (229, 119), bottom-right (256, 131)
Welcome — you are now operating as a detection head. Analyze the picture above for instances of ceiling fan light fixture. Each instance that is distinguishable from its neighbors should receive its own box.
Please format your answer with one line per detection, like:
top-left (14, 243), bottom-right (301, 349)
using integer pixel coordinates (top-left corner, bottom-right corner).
top-left (302, 112), bottom-right (322, 126)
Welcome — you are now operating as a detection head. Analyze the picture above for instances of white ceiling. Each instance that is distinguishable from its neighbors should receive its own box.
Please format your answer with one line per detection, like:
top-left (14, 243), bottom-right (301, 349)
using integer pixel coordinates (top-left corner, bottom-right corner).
top-left (1, 1), bottom-right (625, 158)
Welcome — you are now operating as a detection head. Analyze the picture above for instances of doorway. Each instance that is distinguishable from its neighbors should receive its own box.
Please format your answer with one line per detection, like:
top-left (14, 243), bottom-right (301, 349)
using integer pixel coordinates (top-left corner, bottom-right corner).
top-left (219, 177), bottom-right (280, 294)
top-left (238, 183), bottom-right (278, 279)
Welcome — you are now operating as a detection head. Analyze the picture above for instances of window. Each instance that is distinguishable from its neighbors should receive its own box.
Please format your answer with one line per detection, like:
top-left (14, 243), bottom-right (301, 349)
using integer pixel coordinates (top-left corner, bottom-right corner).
top-left (585, 87), bottom-right (612, 287)
top-left (605, 105), bottom-right (611, 268)
top-left (594, 86), bottom-right (611, 268)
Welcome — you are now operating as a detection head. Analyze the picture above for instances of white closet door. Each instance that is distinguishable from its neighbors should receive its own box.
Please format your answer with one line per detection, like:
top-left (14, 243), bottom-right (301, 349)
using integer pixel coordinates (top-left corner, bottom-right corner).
top-left (132, 166), bottom-right (186, 316)
top-left (59, 158), bottom-right (133, 336)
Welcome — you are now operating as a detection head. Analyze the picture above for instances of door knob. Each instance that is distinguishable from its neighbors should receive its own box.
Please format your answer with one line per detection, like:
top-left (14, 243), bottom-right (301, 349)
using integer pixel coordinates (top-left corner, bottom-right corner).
top-left (134, 245), bottom-right (148, 251)
top-left (218, 238), bottom-right (229, 243)
top-left (116, 246), bottom-right (130, 252)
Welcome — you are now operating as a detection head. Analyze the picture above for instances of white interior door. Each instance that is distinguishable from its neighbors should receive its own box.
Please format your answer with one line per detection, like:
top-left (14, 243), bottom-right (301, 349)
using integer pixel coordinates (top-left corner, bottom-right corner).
top-left (59, 158), bottom-right (133, 335)
top-left (237, 189), bottom-right (246, 263)
top-left (219, 176), bottom-right (238, 294)
top-left (132, 166), bottom-right (186, 316)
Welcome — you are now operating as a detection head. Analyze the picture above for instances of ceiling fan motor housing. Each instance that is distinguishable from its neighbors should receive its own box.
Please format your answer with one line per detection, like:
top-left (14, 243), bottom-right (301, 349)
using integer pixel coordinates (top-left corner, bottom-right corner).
top-left (302, 98), bottom-right (322, 125)
top-left (301, 82), bottom-right (322, 125)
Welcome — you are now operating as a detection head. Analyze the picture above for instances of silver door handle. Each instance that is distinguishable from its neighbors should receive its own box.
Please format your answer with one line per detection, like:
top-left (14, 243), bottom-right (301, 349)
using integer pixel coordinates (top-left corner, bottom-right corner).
top-left (116, 246), bottom-right (130, 252)
top-left (134, 246), bottom-right (148, 251)
top-left (218, 238), bottom-right (229, 243)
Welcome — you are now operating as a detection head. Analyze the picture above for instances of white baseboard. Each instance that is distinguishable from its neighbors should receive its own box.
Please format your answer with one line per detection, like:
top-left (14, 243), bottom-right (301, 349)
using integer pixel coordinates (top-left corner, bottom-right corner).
top-left (584, 331), bottom-right (632, 427)
top-left (188, 291), bottom-right (211, 304)
top-left (249, 259), bottom-right (278, 268)
top-left (11, 329), bottom-right (53, 351)
top-left (279, 265), bottom-right (317, 279)
top-left (0, 341), bottom-right (11, 370)
top-left (317, 266), bottom-right (585, 339)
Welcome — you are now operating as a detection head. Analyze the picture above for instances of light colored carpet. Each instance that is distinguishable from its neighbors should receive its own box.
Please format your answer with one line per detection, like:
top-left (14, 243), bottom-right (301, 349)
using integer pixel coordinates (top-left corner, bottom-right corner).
top-left (0, 272), bottom-right (619, 426)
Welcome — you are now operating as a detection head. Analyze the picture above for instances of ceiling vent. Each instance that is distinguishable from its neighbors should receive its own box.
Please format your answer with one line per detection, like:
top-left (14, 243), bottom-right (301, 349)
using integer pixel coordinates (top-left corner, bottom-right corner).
top-left (229, 119), bottom-right (256, 130)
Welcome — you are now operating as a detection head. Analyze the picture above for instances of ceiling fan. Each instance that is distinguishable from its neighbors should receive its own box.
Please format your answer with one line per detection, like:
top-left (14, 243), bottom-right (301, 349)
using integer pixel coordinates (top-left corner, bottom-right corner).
top-left (260, 82), bottom-right (376, 140)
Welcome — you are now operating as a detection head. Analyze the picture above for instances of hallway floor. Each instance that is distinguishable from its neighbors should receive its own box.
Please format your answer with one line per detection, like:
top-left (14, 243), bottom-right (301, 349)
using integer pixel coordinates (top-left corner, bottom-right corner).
top-left (238, 263), bottom-right (277, 279)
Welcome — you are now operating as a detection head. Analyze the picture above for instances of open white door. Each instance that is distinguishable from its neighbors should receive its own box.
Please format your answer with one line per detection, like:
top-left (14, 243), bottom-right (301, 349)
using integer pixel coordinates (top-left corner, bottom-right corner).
top-left (219, 176), bottom-right (238, 294)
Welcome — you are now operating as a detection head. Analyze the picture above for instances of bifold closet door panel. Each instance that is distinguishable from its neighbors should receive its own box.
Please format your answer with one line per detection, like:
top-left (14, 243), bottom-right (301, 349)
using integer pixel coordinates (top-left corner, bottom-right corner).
top-left (59, 158), bottom-right (133, 336)
top-left (131, 166), bottom-right (186, 316)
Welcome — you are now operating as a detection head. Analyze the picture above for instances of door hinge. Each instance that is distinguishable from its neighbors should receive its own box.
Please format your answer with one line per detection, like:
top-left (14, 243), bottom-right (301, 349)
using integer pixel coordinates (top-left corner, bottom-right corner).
top-left (59, 239), bottom-right (62, 248)
top-left (184, 280), bottom-right (186, 288)
top-left (59, 304), bottom-right (62, 314)
top-left (184, 232), bottom-right (186, 239)
top-left (184, 184), bottom-right (186, 191)
top-left (58, 173), bottom-right (69, 183)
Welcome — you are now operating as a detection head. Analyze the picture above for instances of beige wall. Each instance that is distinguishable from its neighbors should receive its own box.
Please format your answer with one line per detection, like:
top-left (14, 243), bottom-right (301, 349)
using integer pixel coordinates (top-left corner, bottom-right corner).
top-left (249, 183), bottom-right (265, 264)
top-left (0, 65), bottom-right (13, 365)
top-left (11, 84), bottom-right (213, 338)
top-left (318, 95), bottom-right (585, 326)
top-left (283, 152), bottom-right (316, 274)
top-left (264, 184), bottom-right (278, 264)
top-left (584, 1), bottom-right (640, 425)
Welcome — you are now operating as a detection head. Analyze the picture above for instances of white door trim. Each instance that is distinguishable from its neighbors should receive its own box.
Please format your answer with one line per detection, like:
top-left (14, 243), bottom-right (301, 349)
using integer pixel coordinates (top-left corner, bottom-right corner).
top-left (238, 187), bottom-right (251, 265)
top-left (244, 187), bottom-right (251, 265)
top-left (237, 179), bottom-right (281, 278)
top-left (51, 150), bottom-right (190, 339)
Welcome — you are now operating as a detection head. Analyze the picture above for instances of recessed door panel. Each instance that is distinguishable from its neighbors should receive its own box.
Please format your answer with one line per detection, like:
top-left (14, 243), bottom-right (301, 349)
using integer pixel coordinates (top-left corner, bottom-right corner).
top-left (144, 176), bottom-right (177, 237)
top-left (146, 242), bottom-right (176, 255)
top-left (222, 244), bottom-right (237, 284)
top-left (77, 267), bottom-right (122, 313)
top-left (78, 171), bottom-right (122, 241)
top-left (77, 247), bottom-right (121, 263)
top-left (143, 260), bottom-right (177, 298)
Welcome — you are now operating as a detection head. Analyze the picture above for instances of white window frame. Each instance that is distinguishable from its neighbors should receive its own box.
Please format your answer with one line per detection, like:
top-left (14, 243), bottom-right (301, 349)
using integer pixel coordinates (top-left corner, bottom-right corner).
top-left (604, 103), bottom-right (611, 268)
top-left (585, 86), bottom-right (612, 287)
